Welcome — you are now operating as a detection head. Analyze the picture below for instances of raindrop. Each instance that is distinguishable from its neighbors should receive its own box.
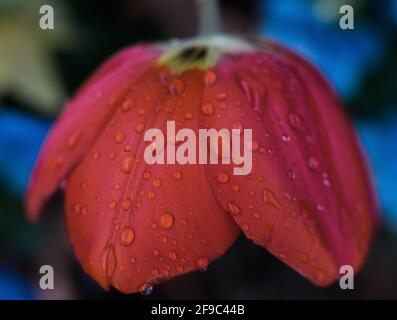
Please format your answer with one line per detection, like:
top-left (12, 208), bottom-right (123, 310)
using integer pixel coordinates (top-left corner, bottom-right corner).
top-left (281, 134), bottom-right (290, 143)
top-left (115, 132), bottom-right (125, 144)
top-left (287, 170), bottom-right (296, 180)
top-left (140, 284), bottom-right (154, 295)
top-left (120, 227), bottom-right (135, 246)
top-left (169, 79), bottom-right (184, 95)
top-left (184, 112), bottom-right (193, 120)
top-left (288, 113), bottom-right (302, 129)
top-left (136, 123), bottom-right (145, 133)
top-left (308, 157), bottom-right (319, 171)
top-left (263, 188), bottom-right (282, 210)
top-left (204, 70), bottom-right (217, 87)
top-left (120, 155), bottom-right (135, 174)
top-left (173, 171), bottom-right (183, 180)
top-left (217, 172), bottom-right (229, 184)
top-left (152, 179), bottom-right (162, 188)
top-left (168, 251), bottom-right (177, 261)
top-left (227, 201), bottom-right (241, 215)
top-left (66, 130), bottom-right (82, 149)
top-left (122, 99), bottom-right (134, 112)
top-left (201, 102), bottom-right (214, 116)
top-left (159, 212), bottom-right (174, 229)
top-left (196, 257), bottom-right (209, 271)
top-left (216, 92), bottom-right (227, 101)
top-left (231, 184), bottom-right (240, 192)
top-left (122, 198), bottom-right (131, 211)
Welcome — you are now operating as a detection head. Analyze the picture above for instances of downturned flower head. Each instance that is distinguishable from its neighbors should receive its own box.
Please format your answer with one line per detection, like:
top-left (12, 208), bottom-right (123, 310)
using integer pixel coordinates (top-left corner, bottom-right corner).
top-left (26, 34), bottom-right (378, 293)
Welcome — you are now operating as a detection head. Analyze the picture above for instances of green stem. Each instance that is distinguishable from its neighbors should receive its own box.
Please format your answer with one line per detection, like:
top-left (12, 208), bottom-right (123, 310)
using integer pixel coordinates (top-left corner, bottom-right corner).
top-left (195, 0), bottom-right (222, 36)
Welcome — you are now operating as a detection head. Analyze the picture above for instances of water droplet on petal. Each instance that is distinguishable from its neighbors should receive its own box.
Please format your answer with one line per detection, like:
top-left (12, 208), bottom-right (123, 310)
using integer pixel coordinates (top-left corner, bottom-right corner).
top-left (196, 257), bottom-right (209, 270)
top-left (153, 179), bottom-right (162, 188)
top-left (120, 155), bottom-right (135, 174)
top-left (216, 92), bottom-right (227, 101)
top-left (122, 99), bottom-right (134, 112)
top-left (184, 112), bottom-right (193, 120)
top-left (201, 102), bottom-right (215, 116)
top-left (288, 113), bottom-right (302, 129)
top-left (204, 70), bottom-right (216, 87)
top-left (173, 171), bottom-right (182, 180)
top-left (160, 212), bottom-right (174, 229)
top-left (169, 79), bottom-right (184, 95)
top-left (287, 170), bottom-right (296, 180)
top-left (120, 227), bottom-right (135, 246)
top-left (66, 130), bottom-right (82, 149)
top-left (168, 251), bottom-right (177, 260)
top-left (231, 184), bottom-right (240, 192)
top-left (263, 188), bottom-right (282, 210)
top-left (227, 201), bottom-right (241, 215)
top-left (122, 198), bottom-right (131, 211)
top-left (139, 284), bottom-right (154, 295)
top-left (136, 123), bottom-right (145, 133)
top-left (308, 157), bottom-right (319, 171)
top-left (217, 172), bottom-right (229, 184)
top-left (281, 134), bottom-right (290, 143)
top-left (115, 132), bottom-right (125, 144)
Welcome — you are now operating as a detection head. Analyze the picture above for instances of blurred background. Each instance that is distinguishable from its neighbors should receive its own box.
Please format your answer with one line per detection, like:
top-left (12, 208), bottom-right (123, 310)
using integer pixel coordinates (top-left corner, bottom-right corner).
top-left (0, 0), bottom-right (396, 300)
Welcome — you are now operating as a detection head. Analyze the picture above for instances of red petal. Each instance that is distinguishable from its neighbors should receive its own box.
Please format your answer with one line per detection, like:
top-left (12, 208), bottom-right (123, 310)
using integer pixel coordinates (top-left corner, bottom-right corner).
top-left (25, 45), bottom-right (158, 220)
top-left (64, 67), bottom-right (239, 292)
top-left (201, 48), bottom-right (378, 285)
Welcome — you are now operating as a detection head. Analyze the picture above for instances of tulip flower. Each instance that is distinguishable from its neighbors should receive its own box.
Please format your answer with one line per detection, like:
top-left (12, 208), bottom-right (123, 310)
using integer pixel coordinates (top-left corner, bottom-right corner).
top-left (25, 3), bottom-right (378, 294)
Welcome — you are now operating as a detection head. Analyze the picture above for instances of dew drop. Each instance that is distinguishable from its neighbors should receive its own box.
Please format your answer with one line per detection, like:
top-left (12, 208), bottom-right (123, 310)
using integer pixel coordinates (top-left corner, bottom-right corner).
top-left (139, 284), bottom-right (154, 295)
top-left (288, 113), bottom-right (302, 129)
top-left (122, 198), bottom-right (131, 211)
top-left (227, 201), bottom-right (241, 215)
top-left (287, 170), bottom-right (296, 180)
top-left (201, 102), bottom-right (215, 116)
top-left (281, 134), bottom-right (290, 143)
top-left (151, 268), bottom-right (159, 276)
top-left (231, 184), bottom-right (240, 192)
top-left (136, 123), bottom-right (145, 133)
top-left (216, 92), bottom-right (227, 101)
top-left (308, 157), bottom-right (319, 171)
top-left (184, 112), bottom-right (193, 120)
top-left (217, 172), bottom-right (229, 184)
top-left (115, 132), bottom-right (125, 144)
top-left (120, 227), bottom-right (135, 246)
top-left (263, 188), bottom-right (282, 210)
top-left (196, 257), bottom-right (209, 270)
top-left (160, 212), bottom-right (174, 229)
top-left (122, 99), bottom-right (134, 112)
top-left (253, 211), bottom-right (261, 219)
top-left (168, 251), bottom-right (177, 261)
top-left (204, 70), bottom-right (217, 87)
top-left (120, 155), bottom-right (135, 174)
top-left (169, 79), bottom-right (184, 95)
top-left (66, 130), bottom-right (82, 149)
top-left (92, 151), bottom-right (100, 160)
top-left (137, 108), bottom-right (146, 116)
top-left (173, 171), bottom-right (182, 180)
top-left (152, 179), bottom-right (162, 188)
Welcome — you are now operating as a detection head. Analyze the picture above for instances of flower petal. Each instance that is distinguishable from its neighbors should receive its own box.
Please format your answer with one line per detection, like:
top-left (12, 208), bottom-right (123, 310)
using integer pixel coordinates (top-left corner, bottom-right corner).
top-left (201, 48), bottom-right (378, 285)
top-left (64, 67), bottom-right (239, 292)
top-left (25, 45), bottom-right (158, 220)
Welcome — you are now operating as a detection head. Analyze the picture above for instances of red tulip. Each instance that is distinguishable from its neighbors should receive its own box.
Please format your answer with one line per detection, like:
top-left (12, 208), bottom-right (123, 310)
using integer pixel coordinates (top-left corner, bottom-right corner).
top-left (26, 35), bottom-right (378, 293)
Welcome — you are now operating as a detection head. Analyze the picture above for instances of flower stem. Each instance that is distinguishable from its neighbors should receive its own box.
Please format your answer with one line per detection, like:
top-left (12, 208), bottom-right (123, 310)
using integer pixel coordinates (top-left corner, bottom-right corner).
top-left (195, 0), bottom-right (222, 36)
